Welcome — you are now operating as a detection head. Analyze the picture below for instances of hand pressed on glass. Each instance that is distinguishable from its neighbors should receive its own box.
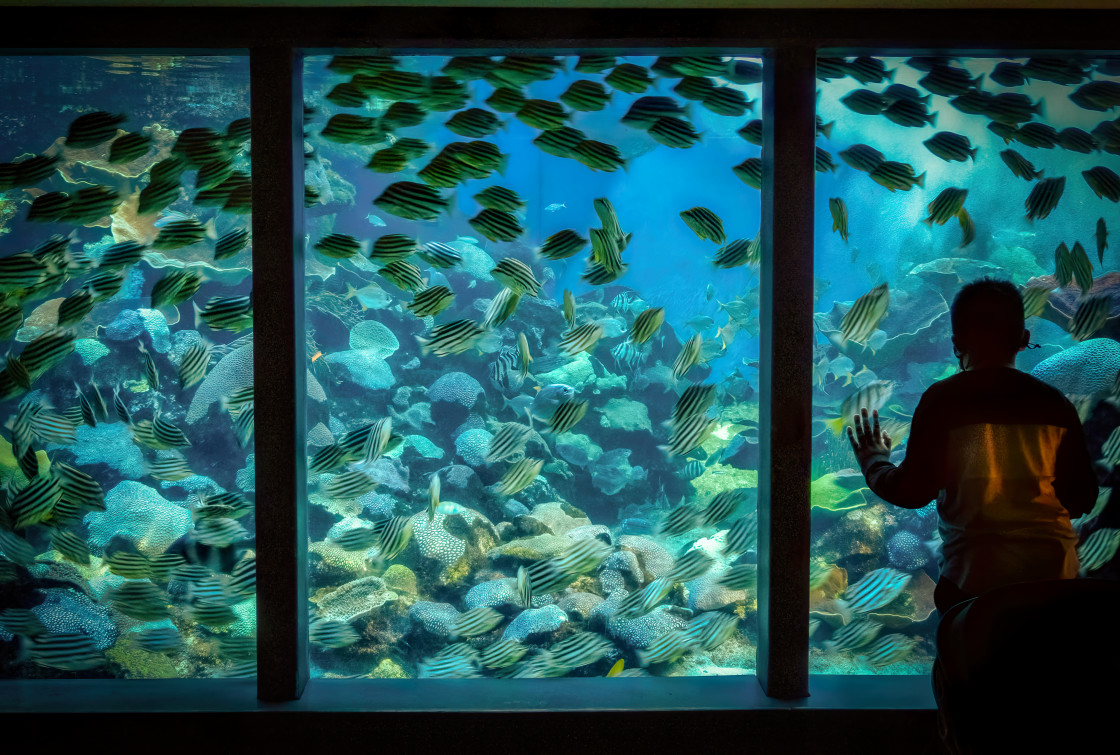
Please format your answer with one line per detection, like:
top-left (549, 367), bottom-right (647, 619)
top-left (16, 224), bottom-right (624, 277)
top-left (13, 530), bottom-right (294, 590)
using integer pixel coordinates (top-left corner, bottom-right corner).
top-left (847, 408), bottom-right (892, 470)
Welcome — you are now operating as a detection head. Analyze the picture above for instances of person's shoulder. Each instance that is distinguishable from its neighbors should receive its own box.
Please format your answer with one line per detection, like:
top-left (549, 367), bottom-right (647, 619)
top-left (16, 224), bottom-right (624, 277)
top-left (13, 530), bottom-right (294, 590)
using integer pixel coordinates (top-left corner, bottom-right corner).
top-left (1007, 368), bottom-right (1071, 402)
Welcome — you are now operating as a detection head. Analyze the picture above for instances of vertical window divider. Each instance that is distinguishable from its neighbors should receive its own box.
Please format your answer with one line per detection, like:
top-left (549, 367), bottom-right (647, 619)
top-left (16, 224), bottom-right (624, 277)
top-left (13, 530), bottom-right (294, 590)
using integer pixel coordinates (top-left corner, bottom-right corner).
top-left (757, 43), bottom-right (816, 700)
top-left (251, 44), bottom-right (309, 702)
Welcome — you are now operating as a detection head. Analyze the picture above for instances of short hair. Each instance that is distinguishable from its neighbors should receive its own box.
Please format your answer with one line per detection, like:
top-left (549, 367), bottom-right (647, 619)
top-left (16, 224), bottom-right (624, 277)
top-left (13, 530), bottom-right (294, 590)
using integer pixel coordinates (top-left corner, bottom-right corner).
top-left (950, 277), bottom-right (1025, 353)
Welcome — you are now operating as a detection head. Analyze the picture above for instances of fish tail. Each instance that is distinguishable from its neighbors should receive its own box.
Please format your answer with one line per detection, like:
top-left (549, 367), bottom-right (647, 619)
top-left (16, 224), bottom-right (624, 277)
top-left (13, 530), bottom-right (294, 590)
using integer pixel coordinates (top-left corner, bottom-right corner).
top-left (826, 416), bottom-right (846, 437)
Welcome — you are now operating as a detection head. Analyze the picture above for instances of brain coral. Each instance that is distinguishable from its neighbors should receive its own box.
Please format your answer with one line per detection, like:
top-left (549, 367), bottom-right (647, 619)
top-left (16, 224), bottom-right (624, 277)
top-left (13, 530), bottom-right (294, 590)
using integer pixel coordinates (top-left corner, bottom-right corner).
top-left (409, 601), bottom-right (460, 636)
top-left (1030, 338), bottom-right (1120, 396)
top-left (454, 428), bottom-right (493, 467)
top-left (501, 604), bottom-right (567, 642)
top-left (187, 343), bottom-right (253, 423)
top-left (465, 578), bottom-right (555, 610)
top-left (50, 422), bottom-right (145, 479)
top-left (325, 349), bottom-right (395, 391)
top-left (887, 530), bottom-right (930, 571)
top-left (32, 589), bottom-right (119, 650)
top-left (349, 320), bottom-right (399, 358)
top-left (427, 372), bottom-right (484, 409)
top-left (410, 512), bottom-right (468, 575)
top-left (315, 576), bottom-right (397, 622)
top-left (608, 606), bottom-right (687, 648)
top-left (85, 480), bottom-right (192, 555)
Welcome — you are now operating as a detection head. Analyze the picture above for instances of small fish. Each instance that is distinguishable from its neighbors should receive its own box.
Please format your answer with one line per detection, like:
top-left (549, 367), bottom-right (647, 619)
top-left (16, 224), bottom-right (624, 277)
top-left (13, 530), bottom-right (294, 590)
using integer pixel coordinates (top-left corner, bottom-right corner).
top-left (829, 197), bottom-right (849, 243)
top-left (407, 285), bottom-right (456, 318)
top-left (838, 144), bottom-right (885, 173)
top-left (517, 332), bottom-right (532, 379)
top-left (496, 457), bottom-right (544, 497)
top-left (1022, 284), bottom-right (1054, 319)
top-left (827, 379), bottom-right (895, 436)
top-left (669, 548), bottom-right (715, 583)
top-left (195, 295), bottom-right (253, 332)
top-left (1099, 218), bottom-right (1110, 266)
top-left (539, 229), bottom-right (587, 261)
top-left (824, 618), bottom-right (884, 652)
top-left (957, 208), bottom-right (975, 249)
top-left (558, 322), bottom-right (604, 357)
top-left (546, 631), bottom-right (612, 671)
top-left (680, 207), bottom-right (726, 244)
top-left (417, 320), bottom-right (487, 357)
top-left (545, 203), bottom-right (566, 212)
top-left (868, 161), bottom-right (925, 192)
top-left (416, 241), bottom-right (462, 269)
top-left (923, 187), bottom-right (968, 226)
top-left (491, 258), bottom-right (542, 297)
top-left (546, 399), bottom-right (588, 435)
top-left (1077, 527), bottom-right (1120, 575)
top-left (835, 567), bottom-right (912, 624)
top-left (860, 633), bottom-right (919, 667)
top-left (428, 472), bottom-right (440, 521)
top-left (486, 422), bottom-right (532, 463)
top-left (616, 577), bottom-right (674, 619)
top-left (1025, 176), bottom-right (1066, 222)
top-left (309, 618), bottom-right (361, 648)
top-left (28, 633), bottom-right (104, 671)
top-left (673, 334), bottom-right (702, 379)
top-left (922, 131), bottom-right (977, 162)
top-left (684, 611), bottom-right (739, 651)
top-left (1083, 166), bottom-right (1120, 202)
top-left (687, 315), bottom-right (715, 332)
top-left (1070, 241), bottom-right (1094, 293)
top-left (345, 281), bottom-right (393, 310)
top-left (1069, 294), bottom-right (1111, 341)
top-left (661, 413), bottom-right (717, 457)
top-left (712, 236), bottom-right (760, 269)
top-left (637, 628), bottom-right (694, 666)
top-left (630, 307), bottom-right (665, 345)
top-left (839, 283), bottom-right (890, 348)
top-left (517, 565), bottom-right (533, 608)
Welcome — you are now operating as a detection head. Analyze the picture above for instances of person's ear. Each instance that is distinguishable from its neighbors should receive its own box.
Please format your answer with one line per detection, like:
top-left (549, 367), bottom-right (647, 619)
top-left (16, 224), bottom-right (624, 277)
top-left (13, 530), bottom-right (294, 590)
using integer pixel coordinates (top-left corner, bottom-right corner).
top-left (1019, 328), bottom-right (1030, 352)
top-left (951, 334), bottom-right (962, 359)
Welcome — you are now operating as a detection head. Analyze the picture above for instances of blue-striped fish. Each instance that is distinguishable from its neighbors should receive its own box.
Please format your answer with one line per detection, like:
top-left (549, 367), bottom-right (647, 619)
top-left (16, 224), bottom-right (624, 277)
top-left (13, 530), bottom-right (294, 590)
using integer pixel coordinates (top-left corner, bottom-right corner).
top-left (835, 567), bottom-right (911, 624)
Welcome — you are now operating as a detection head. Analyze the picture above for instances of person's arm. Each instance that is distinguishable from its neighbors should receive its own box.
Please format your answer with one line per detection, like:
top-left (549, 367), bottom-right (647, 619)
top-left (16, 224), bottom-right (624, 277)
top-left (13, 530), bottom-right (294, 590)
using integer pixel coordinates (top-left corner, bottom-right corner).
top-left (849, 392), bottom-right (942, 509)
top-left (1053, 401), bottom-right (1098, 520)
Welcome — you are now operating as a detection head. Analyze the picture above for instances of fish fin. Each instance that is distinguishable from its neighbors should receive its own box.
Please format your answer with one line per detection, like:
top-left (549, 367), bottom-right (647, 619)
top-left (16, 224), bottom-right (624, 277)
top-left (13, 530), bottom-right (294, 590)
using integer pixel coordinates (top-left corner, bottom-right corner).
top-left (826, 416), bottom-right (846, 436)
top-left (606, 658), bottom-right (625, 677)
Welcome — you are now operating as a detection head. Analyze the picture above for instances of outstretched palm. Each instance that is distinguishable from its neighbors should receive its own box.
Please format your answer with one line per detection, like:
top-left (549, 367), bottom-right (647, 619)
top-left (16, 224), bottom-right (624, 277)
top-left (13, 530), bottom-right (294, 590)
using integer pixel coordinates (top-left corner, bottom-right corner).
top-left (847, 408), bottom-right (892, 469)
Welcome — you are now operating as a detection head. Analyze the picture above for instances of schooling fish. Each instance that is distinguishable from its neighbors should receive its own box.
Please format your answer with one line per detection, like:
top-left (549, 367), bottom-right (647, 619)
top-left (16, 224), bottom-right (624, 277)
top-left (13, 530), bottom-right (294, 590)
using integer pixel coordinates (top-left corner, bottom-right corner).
top-left (839, 282), bottom-right (890, 348)
top-left (1025, 176), bottom-right (1066, 221)
top-left (835, 567), bottom-right (911, 624)
top-left (1098, 218), bottom-right (1109, 265)
top-left (829, 197), bottom-right (849, 243)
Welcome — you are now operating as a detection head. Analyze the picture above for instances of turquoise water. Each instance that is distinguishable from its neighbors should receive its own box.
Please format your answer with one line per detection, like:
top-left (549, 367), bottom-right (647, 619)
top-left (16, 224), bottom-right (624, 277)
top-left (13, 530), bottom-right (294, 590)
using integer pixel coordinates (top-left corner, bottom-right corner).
top-left (812, 56), bottom-right (1120, 674)
top-left (0, 56), bottom-right (255, 678)
top-left (303, 54), bottom-right (763, 679)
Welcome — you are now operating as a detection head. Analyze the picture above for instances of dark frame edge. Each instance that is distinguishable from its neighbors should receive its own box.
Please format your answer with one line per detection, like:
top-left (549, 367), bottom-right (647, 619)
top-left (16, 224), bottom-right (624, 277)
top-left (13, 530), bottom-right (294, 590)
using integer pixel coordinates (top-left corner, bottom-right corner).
top-left (758, 44), bottom-right (815, 700)
top-left (251, 44), bottom-right (309, 701)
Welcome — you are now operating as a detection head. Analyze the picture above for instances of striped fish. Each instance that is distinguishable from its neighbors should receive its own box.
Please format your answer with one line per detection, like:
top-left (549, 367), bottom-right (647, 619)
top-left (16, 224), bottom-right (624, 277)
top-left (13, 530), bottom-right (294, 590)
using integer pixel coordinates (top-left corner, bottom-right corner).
top-left (702, 86), bottom-right (751, 116)
top-left (1098, 218), bottom-right (1109, 265)
top-left (658, 502), bottom-right (700, 537)
top-left (486, 422), bottom-right (532, 463)
top-left (29, 633), bottom-right (104, 670)
top-left (374, 181), bottom-right (450, 221)
top-left (680, 207), bottom-right (726, 244)
top-left (611, 341), bottom-right (649, 371)
top-left (1025, 176), bottom-right (1066, 221)
top-left (418, 654), bottom-right (482, 679)
top-left (547, 631), bottom-right (612, 671)
top-left (662, 413), bottom-right (717, 457)
top-left (145, 454), bottom-right (194, 482)
top-left (533, 127), bottom-right (586, 158)
top-left (136, 626), bottom-right (183, 655)
top-left (417, 241), bottom-right (462, 268)
top-left (497, 457), bottom-right (543, 497)
top-left (151, 269), bottom-right (202, 308)
top-left (195, 295), bottom-right (252, 332)
top-left (685, 612), bottom-right (739, 651)
top-left (1069, 294), bottom-right (1111, 341)
top-left (1022, 285), bottom-right (1054, 319)
top-left (195, 491), bottom-right (253, 520)
top-left (839, 283), bottom-right (890, 347)
top-left (835, 567), bottom-right (912, 623)
top-left (471, 209), bottom-right (524, 243)
top-left (668, 548), bottom-right (715, 583)
top-left (829, 198), bottom-right (849, 243)
top-left (218, 634), bottom-right (255, 659)
top-left (379, 260), bottom-right (425, 292)
top-left (152, 414), bottom-right (191, 448)
top-left (702, 489), bottom-right (747, 526)
top-left (1083, 166), bottom-right (1120, 202)
top-left (481, 639), bottom-right (528, 669)
top-left (516, 565), bottom-right (532, 609)
top-left (922, 131), bottom-right (977, 162)
top-left (999, 149), bottom-right (1043, 181)
top-left (20, 329), bottom-right (74, 379)
top-left (733, 157), bottom-right (763, 189)
top-left (417, 319), bottom-right (486, 357)
top-left (722, 515), bottom-right (758, 557)
top-left (546, 399), bottom-right (588, 435)
top-left (860, 633), bottom-right (919, 667)
top-left (192, 601), bottom-right (239, 627)
top-left (517, 332), bottom-right (532, 378)
top-left (12, 477), bottom-right (61, 528)
top-left (515, 99), bottom-right (569, 130)
top-left (573, 140), bottom-right (626, 172)
top-left (559, 322), bottom-right (604, 356)
top-left (481, 288), bottom-right (522, 329)
top-left (0, 529), bottom-right (37, 564)
top-left (649, 117), bottom-right (702, 149)
top-left (308, 444), bottom-right (348, 475)
top-left (559, 80), bottom-right (611, 112)
top-left (377, 515), bottom-right (413, 560)
top-left (215, 227), bottom-right (250, 261)
top-left (57, 290), bottom-right (94, 327)
top-left (1077, 527), bottom-right (1120, 575)
top-left (673, 384), bottom-right (717, 422)
top-left (957, 208), bottom-right (975, 248)
top-left (50, 529), bottom-right (90, 565)
top-left (1055, 242), bottom-right (1073, 286)
top-left (179, 340), bottom-right (212, 389)
top-left (1070, 242), bottom-right (1094, 294)
top-left (616, 577), bottom-right (673, 619)
top-left (407, 285), bottom-right (456, 317)
top-left (824, 618), bottom-right (884, 652)
top-left (630, 307), bottom-right (665, 344)
top-left (637, 628), bottom-right (694, 666)
top-left (673, 334), bottom-right (702, 379)
top-left (450, 606), bottom-right (504, 640)
top-left (923, 187), bottom-right (968, 226)
top-left (105, 549), bottom-right (151, 579)
top-left (365, 234), bottom-right (416, 264)
top-left (474, 185), bottom-right (525, 213)
top-left (111, 580), bottom-right (169, 621)
top-left (331, 523), bottom-right (383, 552)
top-left (582, 259), bottom-right (628, 286)
top-left (717, 563), bottom-right (757, 590)
top-left (869, 161), bottom-right (925, 191)
top-left (195, 517), bottom-right (249, 548)
top-left (621, 96), bottom-right (688, 128)
top-left (538, 229), bottom-right (587, 260)
top-left (323, 469), bottom-right (378, 499)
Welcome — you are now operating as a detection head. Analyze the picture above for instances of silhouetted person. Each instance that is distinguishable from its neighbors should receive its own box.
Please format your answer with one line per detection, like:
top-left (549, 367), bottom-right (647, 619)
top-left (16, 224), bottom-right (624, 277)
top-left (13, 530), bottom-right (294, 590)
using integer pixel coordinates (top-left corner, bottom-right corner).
top-left (848, 277), bottom-right (1096, 612)
top-left (847, 277), bottom-right (1100, 754)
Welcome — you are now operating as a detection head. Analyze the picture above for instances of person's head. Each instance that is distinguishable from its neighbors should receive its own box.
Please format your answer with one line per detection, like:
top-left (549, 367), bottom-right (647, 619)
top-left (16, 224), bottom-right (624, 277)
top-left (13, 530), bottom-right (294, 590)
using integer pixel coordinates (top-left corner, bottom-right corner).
top-left (950, 277), bottom-right (1029, 368)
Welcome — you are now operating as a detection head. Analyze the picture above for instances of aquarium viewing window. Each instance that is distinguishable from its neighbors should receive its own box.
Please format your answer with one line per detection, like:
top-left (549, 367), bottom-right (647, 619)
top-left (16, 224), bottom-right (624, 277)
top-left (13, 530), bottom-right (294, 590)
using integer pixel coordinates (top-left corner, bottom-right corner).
top-left (1, 5), bottom-right (1118, 747)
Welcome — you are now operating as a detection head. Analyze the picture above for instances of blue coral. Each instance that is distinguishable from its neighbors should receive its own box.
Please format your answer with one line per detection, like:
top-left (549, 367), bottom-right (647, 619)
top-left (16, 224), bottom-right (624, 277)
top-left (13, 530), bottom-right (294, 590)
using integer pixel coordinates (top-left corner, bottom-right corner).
top-left (427, 372), bottom-right (483, 409)
top-left (887, 530), bottom-right (929, 571)
top-left (1031, 338), bottom-right (1120, 395)
top-left (465, 578), bottom-right (554, 610)
top-left (501, 605), bottom-right (567, 642)
top-left (455, 428), bottom-right (493, 467)
top-left (607, 605), bottom-right (686, 648)
top-left (409, 601), bottom-right (460, 636)
top-left (32, 590), bottom-right (118, 651)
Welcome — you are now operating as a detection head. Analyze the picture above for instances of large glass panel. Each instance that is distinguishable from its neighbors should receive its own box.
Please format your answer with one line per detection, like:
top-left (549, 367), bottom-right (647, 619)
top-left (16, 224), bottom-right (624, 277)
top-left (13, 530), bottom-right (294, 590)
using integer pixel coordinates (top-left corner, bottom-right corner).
top-left (812, 55), bottom-right (1120, 674)
top-left (0, 55), bottom-right (254, 678)
top-left (303, 53), bottom-right (762, 679)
